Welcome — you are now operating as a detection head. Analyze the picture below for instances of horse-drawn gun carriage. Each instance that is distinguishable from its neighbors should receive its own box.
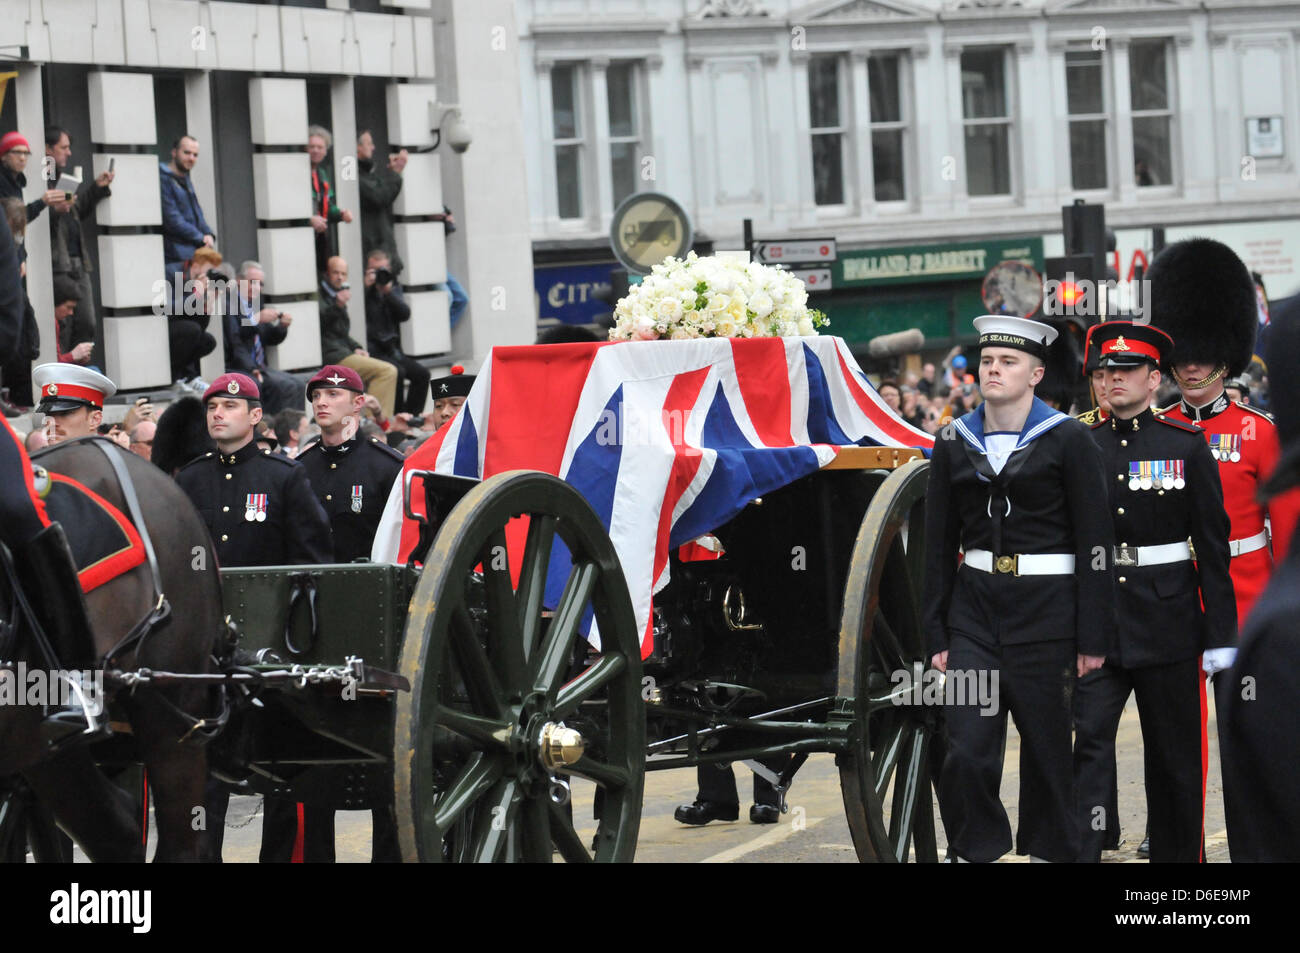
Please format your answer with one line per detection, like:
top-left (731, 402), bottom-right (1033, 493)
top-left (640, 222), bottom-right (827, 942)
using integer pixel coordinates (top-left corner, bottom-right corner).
top-left (2, 335), bottom-right (940, 863)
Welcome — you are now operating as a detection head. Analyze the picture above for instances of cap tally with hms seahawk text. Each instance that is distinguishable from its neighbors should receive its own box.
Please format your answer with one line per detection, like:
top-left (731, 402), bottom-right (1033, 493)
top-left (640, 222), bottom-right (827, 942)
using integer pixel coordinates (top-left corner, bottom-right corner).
top-left (972, 315), bottom-right (1059, 361)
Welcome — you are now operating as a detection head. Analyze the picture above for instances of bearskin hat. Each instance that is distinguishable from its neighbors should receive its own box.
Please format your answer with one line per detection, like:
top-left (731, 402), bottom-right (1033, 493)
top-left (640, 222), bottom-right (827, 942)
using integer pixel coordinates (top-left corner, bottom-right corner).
top-left (1145, 238), bottom-right (1257, 378)
top-left (152, 396), bottom-right (214, 476)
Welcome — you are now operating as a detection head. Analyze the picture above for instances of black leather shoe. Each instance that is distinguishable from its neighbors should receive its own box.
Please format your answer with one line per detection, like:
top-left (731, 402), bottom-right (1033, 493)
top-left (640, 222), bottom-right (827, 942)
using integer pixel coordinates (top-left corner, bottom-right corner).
top-left (749, 804), bottom-right (780, 824)
top-left (673, 800), bottom-right (739, 826)
top-left (1137, 835), bottom-right (1150, 858)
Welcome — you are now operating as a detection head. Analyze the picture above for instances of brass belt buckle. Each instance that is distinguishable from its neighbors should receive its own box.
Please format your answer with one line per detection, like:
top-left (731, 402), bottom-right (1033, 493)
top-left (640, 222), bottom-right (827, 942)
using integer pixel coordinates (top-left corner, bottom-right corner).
top-left (1114, 545), bottom-right (1137, 567)
top-left (995, 554), bottom-right (1018, 575)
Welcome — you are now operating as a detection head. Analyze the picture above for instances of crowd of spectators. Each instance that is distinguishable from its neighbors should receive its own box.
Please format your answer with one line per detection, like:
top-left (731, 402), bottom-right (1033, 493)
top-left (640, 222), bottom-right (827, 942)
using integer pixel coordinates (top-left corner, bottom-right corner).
top-left (0, 122), bottom-right (468, 442)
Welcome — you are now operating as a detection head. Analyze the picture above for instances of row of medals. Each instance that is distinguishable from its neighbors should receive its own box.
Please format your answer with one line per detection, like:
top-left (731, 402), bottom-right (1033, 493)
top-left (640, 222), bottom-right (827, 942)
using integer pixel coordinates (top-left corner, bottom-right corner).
top-left (1129, 467), bottom-right (1185, 492)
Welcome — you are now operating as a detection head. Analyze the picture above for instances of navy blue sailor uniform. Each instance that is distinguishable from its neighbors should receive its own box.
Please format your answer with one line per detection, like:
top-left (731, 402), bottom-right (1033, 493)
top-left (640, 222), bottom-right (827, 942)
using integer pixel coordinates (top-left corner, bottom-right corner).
top-left (922, 398), bottom-right (1117, 863)
top-left (297, 434), bottom-right (404, 563)
top-left (174, 441), bottom-right (331, 568)
top-left (1074, 406), bottom-right (1235, 862)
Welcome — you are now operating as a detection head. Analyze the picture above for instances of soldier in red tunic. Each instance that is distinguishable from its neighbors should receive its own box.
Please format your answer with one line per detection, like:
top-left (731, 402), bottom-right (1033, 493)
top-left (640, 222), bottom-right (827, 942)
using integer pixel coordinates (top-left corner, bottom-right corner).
top-left (1148, 238), bottom-right (1300, 627)
top-left (1145, 237), bottom-right (1300, 860)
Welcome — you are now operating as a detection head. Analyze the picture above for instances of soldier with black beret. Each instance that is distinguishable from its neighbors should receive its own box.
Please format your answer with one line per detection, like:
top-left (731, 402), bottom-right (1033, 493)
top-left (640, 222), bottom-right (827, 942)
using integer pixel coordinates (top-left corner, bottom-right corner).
top-left (173, 372), bottom-right (331, 861)
top-left (1073, 321), bottom-right (1235, 863)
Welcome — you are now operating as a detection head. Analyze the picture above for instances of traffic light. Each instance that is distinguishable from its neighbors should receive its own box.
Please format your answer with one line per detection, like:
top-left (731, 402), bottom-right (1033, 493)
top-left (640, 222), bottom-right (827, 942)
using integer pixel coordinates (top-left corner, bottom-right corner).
top-left (1042, 255), bottom-right (1095, 328)
top-left (1063, 200), bottom-right (1107, 279)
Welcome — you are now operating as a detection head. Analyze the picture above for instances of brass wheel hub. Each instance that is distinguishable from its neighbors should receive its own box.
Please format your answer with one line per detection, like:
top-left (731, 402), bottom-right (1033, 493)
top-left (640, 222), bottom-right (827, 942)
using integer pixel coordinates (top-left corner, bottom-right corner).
top-left (537, 721), bottom-right (585, 770)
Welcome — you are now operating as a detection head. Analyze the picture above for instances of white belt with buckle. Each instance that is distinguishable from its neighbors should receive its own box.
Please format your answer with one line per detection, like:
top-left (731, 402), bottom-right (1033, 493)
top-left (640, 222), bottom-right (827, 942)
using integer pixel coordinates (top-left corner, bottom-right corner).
top-left (1229, 530), bottom-right (1269, 558)
top-left (963, 548), bottom-right (1076, 576)
top-left (1113, 540), bottom-right (1192, 567)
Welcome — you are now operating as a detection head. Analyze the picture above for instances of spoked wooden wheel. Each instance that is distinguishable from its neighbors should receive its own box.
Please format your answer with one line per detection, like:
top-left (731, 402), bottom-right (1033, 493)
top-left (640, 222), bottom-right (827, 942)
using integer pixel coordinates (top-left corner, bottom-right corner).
top-left (394, 471), bottom-right (645, 862)
top-left (835, 459), bottom-right (941, 862)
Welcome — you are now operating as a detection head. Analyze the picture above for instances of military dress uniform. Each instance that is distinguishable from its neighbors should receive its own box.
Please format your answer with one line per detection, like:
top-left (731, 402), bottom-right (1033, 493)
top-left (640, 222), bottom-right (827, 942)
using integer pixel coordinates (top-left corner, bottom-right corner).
top-left (297, 433), bottom-right (404, 563)
top-left (1163, 394), bottom-right (1299, 624)
top-left (175, 439), bottom-right (331, 568)
top-left (923, 316), bottom-right (1117, 864)
top-left (1074, 323), bottom-right (1236, 863)
top-left (173, 373), bottom-right (331, 862)
top-left (261, 364), bottom-right (405, 862)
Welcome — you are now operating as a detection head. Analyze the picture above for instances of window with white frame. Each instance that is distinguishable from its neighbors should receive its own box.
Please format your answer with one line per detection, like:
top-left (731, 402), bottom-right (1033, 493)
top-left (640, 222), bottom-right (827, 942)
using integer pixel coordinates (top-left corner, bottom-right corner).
top-left (868, 53), bottom-right (908, 202)
top-left (606, 61), bottom-right (642, 209)
top-left (809, 55), bottom-right (847, 206)
top-left (961, 49), bottom-right (1012, 196)
top-left (1066, 49), bottom-right (1109, 190)
top-left (547, 60), bottom-right (648, 222)
top-left (1129, 40), bottom-right (1174, 186)
top-left (551, 63), bottom-right (584, 219)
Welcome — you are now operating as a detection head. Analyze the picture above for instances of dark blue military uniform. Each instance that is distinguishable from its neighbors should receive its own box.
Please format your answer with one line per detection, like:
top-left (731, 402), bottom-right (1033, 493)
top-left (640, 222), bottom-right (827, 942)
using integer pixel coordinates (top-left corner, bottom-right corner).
top-left (175, 441), bottom-right (331, 567)
top-left (296, 434), bottom-right (403, 563)
top-left (1075, 407), bottom-right (1235, 862)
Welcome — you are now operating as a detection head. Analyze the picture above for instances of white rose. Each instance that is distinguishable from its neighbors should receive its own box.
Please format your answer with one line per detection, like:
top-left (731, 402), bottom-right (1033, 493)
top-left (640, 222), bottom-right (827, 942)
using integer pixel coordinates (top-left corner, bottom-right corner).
top-left (715, 317), bottom-right (738, 338)
top-left (656, 296), bottom-right (683, 321)
top-left (670, 326), bottom-right (693, 340)
top-left (797, 316), bottom-right (816, 336)
top-left (749, 290), bottom-right (774, 319)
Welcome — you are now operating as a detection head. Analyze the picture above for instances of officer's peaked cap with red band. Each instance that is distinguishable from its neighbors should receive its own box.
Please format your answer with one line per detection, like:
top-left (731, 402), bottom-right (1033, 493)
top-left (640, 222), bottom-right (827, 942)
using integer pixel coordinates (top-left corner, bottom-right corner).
top-left (33, 363), bottom-right (117, 414)
top-left (307, 364), bottom-right (365, 397)
top-left (202, 372), bottom-right (261, 404)
top-left (430, 364), bottom-right (474, 400)
top-left (1087, 321), bottom-right (1174, 369)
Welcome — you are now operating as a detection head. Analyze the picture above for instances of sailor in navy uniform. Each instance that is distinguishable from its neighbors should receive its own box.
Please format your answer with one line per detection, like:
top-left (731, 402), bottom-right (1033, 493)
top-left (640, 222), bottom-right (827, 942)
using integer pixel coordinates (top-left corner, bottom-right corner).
top-left (173, 372), bottom-right (331, 862)
top-left (923, 315), bottom-right (1117, 863)
top-left (1073, 321), bottom-right (1235, 863)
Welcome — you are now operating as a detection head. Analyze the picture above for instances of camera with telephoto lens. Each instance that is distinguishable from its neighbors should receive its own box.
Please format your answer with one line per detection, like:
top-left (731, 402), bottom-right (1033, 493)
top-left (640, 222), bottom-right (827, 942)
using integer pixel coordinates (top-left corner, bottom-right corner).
top-left (373, 267), bottom-right (394, 286)
top-left (207, 269), bottom-right (224, 281)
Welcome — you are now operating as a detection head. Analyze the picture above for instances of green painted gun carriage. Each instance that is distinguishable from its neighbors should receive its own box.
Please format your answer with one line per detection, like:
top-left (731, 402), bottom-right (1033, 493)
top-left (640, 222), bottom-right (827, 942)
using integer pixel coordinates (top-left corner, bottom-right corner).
top-left (213, 445), bottom-right (940, 863)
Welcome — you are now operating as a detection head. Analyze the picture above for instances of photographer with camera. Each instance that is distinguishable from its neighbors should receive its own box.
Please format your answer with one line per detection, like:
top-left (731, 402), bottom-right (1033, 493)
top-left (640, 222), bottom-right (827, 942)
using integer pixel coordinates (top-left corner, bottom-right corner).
top-left (363, 249), bottom-right (428, 416)
top-left (222, 259), bottom-right (304, 415)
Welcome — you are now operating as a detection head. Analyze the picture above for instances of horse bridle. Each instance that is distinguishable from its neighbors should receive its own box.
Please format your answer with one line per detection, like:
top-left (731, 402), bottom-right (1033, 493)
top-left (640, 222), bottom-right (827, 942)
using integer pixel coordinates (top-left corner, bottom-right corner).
top-left (87, 439), bottom-right (173, 669)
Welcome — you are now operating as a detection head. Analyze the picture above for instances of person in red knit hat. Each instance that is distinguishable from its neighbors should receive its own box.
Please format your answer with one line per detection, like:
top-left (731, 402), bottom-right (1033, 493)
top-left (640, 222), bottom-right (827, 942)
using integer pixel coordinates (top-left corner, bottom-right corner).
top-left (0, 131), bottom-right (62, 225)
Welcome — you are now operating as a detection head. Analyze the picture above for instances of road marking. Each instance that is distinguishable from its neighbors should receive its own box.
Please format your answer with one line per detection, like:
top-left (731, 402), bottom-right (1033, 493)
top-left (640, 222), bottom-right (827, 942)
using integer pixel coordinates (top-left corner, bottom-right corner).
top-left (699, 816), bottom-right (826, 864)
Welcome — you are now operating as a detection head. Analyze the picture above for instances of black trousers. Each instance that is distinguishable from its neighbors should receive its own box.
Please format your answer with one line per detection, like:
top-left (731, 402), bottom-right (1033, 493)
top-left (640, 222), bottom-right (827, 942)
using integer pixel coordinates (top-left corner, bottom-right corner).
top-left (259, 798), bottom-right (401, 863)
top-left (169, 317), bottom-right (216, 381)
top-left (375, 350), bottom-right (430, 416)
top-left (696, 756), bottom-right (797, 808)
top-left (1074, 656), bottom-right (1205, 863)
top-left (937, 634), bottom-right (1078, 863)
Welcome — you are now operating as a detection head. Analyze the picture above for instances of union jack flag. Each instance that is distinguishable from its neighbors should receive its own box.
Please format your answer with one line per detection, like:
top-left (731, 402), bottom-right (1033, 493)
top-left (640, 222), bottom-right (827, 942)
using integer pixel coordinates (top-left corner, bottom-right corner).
top-left (373, 336), bottom-right (934, 656)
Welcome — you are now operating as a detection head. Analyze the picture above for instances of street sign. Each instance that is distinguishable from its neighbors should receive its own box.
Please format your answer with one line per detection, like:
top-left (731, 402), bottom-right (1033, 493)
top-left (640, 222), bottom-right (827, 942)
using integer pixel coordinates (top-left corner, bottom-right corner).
top-left (788, 267), bottom-right (833, 291)
top-left (752, 238), bottom-right (837, 265)
top-left (609, 192), bottom-right (694, 275)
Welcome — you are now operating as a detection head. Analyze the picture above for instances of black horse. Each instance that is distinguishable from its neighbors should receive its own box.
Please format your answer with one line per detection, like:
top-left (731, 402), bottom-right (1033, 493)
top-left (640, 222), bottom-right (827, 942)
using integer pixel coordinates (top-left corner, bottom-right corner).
top-left (0, 437), bottom-right (223, 861)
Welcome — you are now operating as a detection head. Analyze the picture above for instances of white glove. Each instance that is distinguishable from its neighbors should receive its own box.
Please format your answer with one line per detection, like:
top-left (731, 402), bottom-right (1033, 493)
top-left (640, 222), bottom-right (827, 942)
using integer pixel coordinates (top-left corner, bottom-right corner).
top-left (1202, 647), bottom-right (1237, 676)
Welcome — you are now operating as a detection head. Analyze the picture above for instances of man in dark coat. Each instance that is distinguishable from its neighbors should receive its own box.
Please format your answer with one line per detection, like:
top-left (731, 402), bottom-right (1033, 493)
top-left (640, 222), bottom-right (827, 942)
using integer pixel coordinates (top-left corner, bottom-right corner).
top-left (363, 249), bottom-right (427, 415)
top-left (222, 260), bottom-right (302, 415)
top-left (45, 125), bottom-right (112, 344)
top-left (318, 255), bottom-right (396, 416)
top-left (159, 135), bottom-right (215, 279)
top-left (1074, 321), bottom-right (1236, 863)
top-left (356, 130), bottom-right (406, 276)
top-left (924, 314), bottom-right (1116, 863)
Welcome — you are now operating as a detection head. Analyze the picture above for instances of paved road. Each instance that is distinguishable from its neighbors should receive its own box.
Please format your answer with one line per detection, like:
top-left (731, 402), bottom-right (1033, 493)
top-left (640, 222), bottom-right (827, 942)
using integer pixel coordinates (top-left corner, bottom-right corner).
top-left (191, 692), bottom-right (1229, 863)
